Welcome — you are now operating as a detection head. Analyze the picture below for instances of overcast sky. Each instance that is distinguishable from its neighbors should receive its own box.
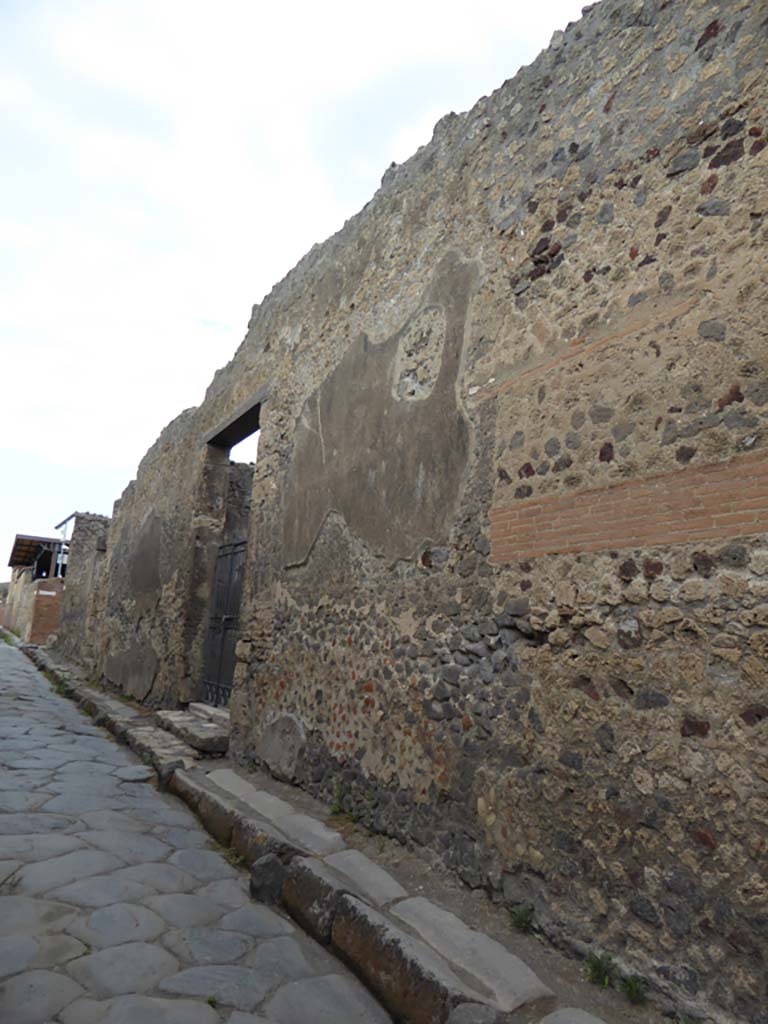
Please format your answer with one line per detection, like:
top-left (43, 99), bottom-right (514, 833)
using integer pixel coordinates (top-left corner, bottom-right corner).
top-left (1, 0), bottom-right (586, 581)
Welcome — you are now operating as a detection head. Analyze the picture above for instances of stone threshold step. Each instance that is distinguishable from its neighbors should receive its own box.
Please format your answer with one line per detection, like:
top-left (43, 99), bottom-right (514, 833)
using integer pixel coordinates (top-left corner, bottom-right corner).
top-left (155, 708), bottom-right (229, 755)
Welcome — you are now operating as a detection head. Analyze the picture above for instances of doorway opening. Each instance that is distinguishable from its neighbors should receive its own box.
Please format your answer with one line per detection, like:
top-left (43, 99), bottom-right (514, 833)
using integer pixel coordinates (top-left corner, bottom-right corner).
top-left (201, 394), bottom-right (264, 706)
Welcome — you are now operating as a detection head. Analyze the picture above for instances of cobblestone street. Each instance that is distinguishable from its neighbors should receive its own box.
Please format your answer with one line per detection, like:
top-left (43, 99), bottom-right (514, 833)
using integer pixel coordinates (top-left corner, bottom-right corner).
top-left (0, 643), bottom-right (391, 1024)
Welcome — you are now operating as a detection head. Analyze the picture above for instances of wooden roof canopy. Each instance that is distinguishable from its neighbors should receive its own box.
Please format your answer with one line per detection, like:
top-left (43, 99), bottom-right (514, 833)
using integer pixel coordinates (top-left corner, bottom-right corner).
top-left (8, 535), bottom-right (61, 568)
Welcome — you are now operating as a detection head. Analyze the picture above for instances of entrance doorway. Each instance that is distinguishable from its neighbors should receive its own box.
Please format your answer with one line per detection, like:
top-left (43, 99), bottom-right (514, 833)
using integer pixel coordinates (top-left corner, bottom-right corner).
top-left (200, 390), bottom-right (266, 707)
top-left (202, 540), bottom-right (246, 706)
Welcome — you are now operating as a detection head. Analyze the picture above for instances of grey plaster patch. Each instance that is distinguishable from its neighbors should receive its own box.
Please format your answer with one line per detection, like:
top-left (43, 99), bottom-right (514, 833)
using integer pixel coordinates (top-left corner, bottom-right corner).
top-left (265, 973), bottom-right (393, 1024)
top-left (68, 941), bottom-right (179, 998)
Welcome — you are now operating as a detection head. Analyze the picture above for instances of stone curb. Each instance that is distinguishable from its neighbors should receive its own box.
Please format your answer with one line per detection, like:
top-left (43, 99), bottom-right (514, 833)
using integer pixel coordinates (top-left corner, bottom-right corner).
top-left (20, 644), bottom-right (606, 1024)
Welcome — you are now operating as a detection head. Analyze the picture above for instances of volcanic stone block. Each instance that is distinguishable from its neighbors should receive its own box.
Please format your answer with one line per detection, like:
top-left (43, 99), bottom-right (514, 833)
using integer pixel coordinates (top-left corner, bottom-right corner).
top-left (391, 896), bottom-right (553, 1013)
top-left (331, 894), bottom-right (488, 1024)
top-left (282, 856), bottom-right (368, 942)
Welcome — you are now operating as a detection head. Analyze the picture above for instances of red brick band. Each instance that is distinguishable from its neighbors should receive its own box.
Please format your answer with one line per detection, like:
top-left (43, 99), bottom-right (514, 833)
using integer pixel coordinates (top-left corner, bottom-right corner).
top-left (489, 448), bottom-right (768, 562)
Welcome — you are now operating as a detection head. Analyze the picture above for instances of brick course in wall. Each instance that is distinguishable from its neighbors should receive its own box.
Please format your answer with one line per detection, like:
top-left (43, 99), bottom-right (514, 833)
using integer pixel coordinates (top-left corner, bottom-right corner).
top-left (489, 447), bottom-right (768, 562)
top-left (29, 579), bottom-right (63, 644)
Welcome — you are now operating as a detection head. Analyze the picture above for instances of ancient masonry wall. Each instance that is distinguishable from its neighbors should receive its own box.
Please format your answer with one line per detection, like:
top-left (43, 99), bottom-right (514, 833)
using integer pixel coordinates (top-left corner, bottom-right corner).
top-left (58, 2), bottom-right (768, 1020)
top-left (56, 513), bottom-right (111, 676)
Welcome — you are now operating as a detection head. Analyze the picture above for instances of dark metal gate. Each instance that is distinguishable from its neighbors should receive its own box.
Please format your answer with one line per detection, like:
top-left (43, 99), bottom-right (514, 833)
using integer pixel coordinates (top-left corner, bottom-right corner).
top-left (201, 540), bottom-right (246, 706)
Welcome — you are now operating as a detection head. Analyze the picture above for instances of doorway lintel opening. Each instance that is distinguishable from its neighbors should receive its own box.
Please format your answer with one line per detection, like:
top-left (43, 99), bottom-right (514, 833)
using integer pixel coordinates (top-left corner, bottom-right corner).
top-left (204, 387), bottom-right (269, 453)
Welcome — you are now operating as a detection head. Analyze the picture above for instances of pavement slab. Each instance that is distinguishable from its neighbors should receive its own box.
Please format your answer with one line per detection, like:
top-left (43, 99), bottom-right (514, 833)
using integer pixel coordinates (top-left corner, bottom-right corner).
top-left (0, 968), bottom-right (84, 1024)
top-left (265, 973), bottom-right (393, 1024)
top-left (66, 902), bottom-right (167, 948)
top-left (68, 941), bottom-right (180, 997)
top-left (0, 643), bottom-right (392, 1024)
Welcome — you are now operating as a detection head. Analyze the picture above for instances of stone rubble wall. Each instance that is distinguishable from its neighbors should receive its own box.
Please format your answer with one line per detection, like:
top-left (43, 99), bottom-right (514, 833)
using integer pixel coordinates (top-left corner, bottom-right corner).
top-left (56, 2), bottom-right (768, 1020)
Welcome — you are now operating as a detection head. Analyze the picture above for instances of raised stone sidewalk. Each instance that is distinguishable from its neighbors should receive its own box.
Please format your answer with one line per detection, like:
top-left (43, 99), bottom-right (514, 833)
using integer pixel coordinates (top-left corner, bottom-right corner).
top-left (13, 640), bottom-right (622, 1024)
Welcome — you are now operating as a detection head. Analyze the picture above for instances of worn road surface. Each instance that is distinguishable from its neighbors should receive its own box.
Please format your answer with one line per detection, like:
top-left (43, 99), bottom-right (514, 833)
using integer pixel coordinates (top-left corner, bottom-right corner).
top-left (0, 643), bottom-right (391, 1024)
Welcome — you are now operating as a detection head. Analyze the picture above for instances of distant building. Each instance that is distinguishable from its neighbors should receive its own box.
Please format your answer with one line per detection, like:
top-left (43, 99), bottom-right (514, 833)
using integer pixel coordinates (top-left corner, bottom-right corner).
top-left (4, 534), bottom-right (68, 643)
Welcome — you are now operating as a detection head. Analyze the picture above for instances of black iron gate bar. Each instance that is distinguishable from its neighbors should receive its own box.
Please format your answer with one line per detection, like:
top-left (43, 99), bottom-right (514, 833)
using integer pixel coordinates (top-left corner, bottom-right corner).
top-left (202, 539), bottom-right (246, 707)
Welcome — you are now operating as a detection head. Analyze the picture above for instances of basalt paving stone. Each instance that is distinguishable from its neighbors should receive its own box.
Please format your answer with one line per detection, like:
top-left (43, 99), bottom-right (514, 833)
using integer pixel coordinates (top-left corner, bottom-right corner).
top-left (153, 825), bottom-right (213, 849)
top-left (48, 779), bottom-right (126, 799)
top-left (242, 934), bottom-right (315, 983)
top-left (75, 829), bottom-right (172, 863)
top-left (0, 811), bottom-right (72, 834)
top-left (0, 895), bottom-right (77, 936)
top-left (162, 925), bottom-right (253, 964)
top-left (265, 973), bottom-right (393, 1024)
top-left (39, 792), bottom-right (132, 815)
top-left (120, 802), bottom-right (200, 829)
top-left (0, 653), bottom-right (396, 1024)
top-left (168, 847), bottom-right (240, 882)
top-left (144, 893), bottom-right (229, 928)
top-left (67, 902), bottom-right (167, 948)
top-left (0, 934), bottom-right (38, 978)
top-left (0, 833), bottom-right (85, 861)
top-left (112, 860), bottom-right (201, 892)
top-left (219, 904), bottom-right (295, 939)
top-left (79, 809), bottom-right (148, 833)
top-left (159, 964), bottom-right (276, 1012)
top-left (0, 790), bottom-right (53, 812)
top-left (0, 858), bottom-right (21, 883)
top-left (199, 877), bottom-right (251, 909)
top-left (111, 861), bottom-right (200, 893)
top-left (68, 941), bottom-right (180, 998)
top-left (15, 849), bottom-right (125, 895)
top-left (57, 761), bottom-right (118, 775)
top-left (0, 968), bottom-right (84, 1024)
top-left (51, 876), bottom-right (154, 909)
top-left (0, 771), bottom-right (53, 790)
top-left (92, 995), bottom-right (221, 1024)
top-left (32, 933), bottom-right (88, 968)
top-left (114, 764), bottom-right (154, 782)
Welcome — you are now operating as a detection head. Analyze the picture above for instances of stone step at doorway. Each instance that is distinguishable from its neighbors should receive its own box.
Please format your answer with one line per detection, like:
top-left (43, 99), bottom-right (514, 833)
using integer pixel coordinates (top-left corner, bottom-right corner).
top-left (155, 704), bottom-right (230, 755)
